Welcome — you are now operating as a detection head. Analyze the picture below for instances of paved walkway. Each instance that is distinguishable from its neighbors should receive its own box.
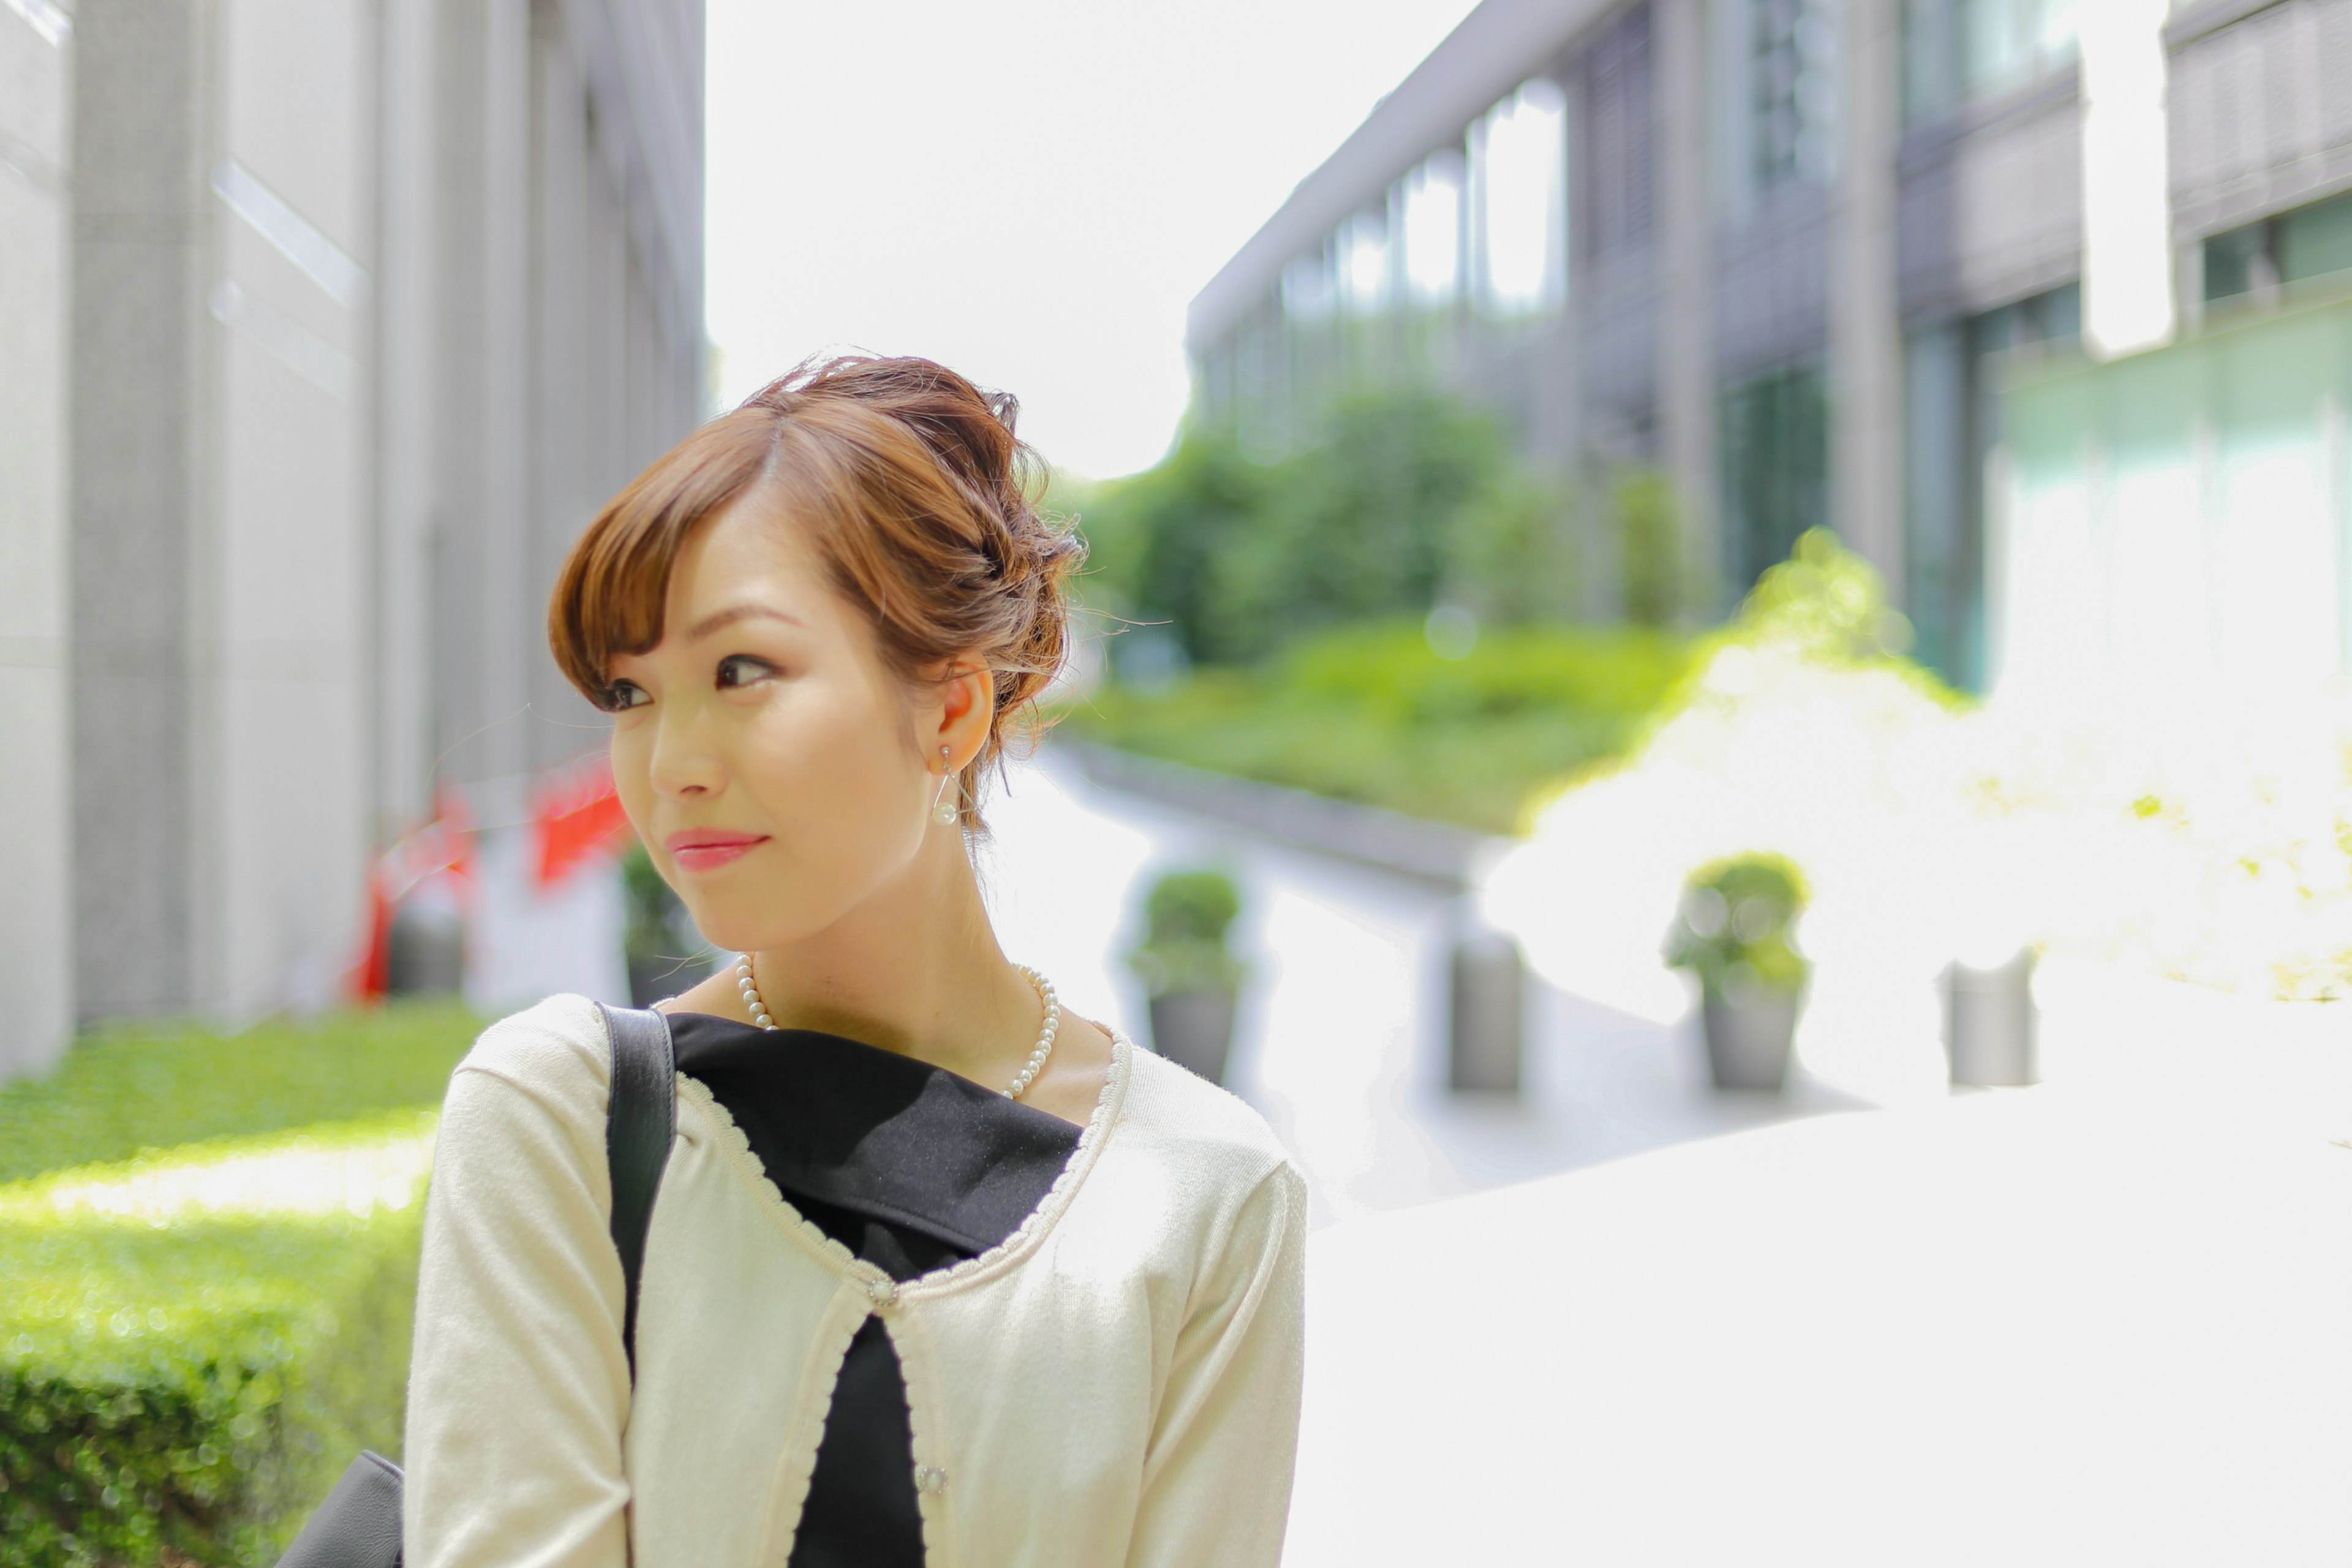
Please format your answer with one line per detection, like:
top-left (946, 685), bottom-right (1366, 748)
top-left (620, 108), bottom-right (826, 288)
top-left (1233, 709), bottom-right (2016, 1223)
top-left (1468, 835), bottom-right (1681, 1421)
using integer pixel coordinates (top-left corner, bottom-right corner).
top-left (984, 751), bottom-right (1859, 1224)
top-left (982, 750), bottom-right (2352, 1563)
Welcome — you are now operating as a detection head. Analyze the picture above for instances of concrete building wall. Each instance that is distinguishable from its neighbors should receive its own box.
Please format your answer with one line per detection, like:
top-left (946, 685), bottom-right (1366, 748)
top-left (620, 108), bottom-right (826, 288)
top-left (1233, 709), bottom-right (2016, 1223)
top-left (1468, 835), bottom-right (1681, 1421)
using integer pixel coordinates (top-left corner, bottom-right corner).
top-left (0, 0), bottom-right (704, 1071)
top-left (69, 0), bottom-right (209, 1024)
top-left (0, 4), bottom-right (74, 1078)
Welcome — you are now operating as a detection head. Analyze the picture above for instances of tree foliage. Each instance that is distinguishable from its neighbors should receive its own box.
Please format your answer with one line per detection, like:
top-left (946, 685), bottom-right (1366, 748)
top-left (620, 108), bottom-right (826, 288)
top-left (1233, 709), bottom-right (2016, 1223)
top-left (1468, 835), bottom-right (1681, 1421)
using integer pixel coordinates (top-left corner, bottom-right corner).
top-left (1082, 389), bottom-right (1579, 666)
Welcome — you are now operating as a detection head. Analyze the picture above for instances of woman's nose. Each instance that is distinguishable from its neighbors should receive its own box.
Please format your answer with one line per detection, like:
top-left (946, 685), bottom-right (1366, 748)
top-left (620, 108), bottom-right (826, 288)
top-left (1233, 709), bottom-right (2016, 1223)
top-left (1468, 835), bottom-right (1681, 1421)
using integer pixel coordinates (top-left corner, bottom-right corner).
top-left (647, 711), bottom-right (723, 799)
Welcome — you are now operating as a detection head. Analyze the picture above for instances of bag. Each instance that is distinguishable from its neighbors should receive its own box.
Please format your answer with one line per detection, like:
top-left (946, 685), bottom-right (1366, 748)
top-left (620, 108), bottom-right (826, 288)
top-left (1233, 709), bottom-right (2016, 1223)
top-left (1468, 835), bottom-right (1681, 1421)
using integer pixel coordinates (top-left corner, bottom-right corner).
top-left (277, 1003), bottom-right (677, 1568)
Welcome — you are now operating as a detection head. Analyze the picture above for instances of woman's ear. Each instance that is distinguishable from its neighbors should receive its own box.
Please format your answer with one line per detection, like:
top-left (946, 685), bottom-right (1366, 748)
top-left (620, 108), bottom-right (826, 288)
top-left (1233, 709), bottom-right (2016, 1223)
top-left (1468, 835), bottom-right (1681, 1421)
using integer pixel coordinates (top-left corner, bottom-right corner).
top-left (934, 659), bottom-right (995, 768)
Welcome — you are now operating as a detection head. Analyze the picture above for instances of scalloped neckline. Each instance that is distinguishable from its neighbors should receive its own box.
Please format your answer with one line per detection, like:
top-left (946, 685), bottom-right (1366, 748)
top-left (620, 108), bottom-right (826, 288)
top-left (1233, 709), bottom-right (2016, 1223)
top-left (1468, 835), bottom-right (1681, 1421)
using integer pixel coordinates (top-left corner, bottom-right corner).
top-left (675, 1028), bottom-right (1133, 1302)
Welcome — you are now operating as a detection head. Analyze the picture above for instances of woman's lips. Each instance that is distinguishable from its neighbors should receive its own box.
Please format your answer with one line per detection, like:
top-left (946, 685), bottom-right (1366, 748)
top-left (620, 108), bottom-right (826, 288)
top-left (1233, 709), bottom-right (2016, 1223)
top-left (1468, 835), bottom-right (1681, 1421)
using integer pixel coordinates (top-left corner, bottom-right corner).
top-left (665, 829), bottom-right (768, 872)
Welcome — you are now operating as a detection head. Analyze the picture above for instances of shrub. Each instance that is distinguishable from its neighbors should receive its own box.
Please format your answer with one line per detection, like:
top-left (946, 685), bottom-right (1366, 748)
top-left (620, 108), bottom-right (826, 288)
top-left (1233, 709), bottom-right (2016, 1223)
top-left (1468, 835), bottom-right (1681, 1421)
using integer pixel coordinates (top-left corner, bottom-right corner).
top-left (1662, 853), bottom-right (1811, 1003)
top-left (1614, 469), bottom-right (1682, 627)
top-left (0, 1115), bottom-right (435, 1567)
top-left (1128, 870), bottom-right (1245, 997)
top-left (0, 1004), bottom-right (473, 1565)
top-left (1063, 620), bottom-right (1694, 834)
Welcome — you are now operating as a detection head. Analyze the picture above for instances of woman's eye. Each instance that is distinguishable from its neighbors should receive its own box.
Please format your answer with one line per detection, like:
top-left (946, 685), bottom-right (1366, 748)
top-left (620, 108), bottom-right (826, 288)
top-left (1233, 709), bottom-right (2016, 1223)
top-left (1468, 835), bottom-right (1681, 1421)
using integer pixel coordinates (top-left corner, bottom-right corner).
top-left (604, 679), bottom-right (650, 712)
top-left (716, 655), bottom-right (777, 689)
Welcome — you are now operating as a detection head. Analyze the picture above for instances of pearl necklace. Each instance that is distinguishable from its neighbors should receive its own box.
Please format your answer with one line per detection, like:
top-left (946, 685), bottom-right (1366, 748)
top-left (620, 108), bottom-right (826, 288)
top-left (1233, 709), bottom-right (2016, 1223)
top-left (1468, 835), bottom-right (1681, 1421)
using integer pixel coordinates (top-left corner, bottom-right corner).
top-left (733, 955), bottom-right (1061, 1101)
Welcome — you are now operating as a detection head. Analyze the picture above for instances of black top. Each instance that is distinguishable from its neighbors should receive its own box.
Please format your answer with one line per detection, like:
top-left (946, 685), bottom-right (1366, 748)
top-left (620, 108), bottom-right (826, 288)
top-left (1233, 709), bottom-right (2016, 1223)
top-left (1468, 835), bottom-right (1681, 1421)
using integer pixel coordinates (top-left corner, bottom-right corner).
top-left (668, 1014), bottom-right (1083, 1568)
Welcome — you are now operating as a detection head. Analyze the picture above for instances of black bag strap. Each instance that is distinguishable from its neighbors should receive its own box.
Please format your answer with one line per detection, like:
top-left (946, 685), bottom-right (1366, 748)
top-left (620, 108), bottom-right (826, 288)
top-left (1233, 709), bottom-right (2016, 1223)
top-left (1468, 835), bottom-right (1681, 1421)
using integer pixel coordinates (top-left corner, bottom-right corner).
top-left (284, 1005), bottom-right (677, 1566)
top-left (596, 1001), bottom-right (676, 1374)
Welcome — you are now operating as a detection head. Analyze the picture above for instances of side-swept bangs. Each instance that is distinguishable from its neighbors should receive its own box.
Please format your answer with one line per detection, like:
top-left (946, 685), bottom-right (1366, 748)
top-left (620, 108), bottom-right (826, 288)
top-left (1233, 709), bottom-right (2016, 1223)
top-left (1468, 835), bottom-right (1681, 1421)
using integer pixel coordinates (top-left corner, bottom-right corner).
top-left (547, 410), bottom-right (777, 704)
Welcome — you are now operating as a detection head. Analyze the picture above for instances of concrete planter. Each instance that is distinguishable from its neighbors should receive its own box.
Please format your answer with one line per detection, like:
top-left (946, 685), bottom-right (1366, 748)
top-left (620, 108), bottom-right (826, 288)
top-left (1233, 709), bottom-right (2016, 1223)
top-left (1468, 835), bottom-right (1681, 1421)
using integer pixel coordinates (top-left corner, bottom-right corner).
top-left (1148, 988), bottom-right (1238, 1084)
top-left (1449, 929), bottom-right (1525, 1093)
top-left (386, 901), bottom-right (464, 996)
top-left (1944, 952), bottom-right (2037, 1086)
top-left (1700, 991), bottom-right (1800, 1091)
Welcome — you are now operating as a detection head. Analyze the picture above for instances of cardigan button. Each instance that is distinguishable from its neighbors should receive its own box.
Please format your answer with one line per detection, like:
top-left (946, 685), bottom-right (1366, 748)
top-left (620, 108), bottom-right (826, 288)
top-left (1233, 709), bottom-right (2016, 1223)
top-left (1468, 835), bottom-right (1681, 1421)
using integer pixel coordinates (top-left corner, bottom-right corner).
top-left (865, 1278), bottom-right (897, 1308)
top-left (916, 1465), bottom-right (948, 1494)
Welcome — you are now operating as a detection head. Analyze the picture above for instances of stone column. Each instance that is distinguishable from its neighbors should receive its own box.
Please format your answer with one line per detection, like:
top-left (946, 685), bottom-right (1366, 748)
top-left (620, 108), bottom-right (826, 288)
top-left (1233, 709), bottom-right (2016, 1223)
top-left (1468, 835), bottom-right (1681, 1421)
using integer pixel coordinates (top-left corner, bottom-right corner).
top-left (70, 0), bottom-right (380, 1025)
top-left (375, 0), bottom-right (442, 835)
top-left (1654, 0), bottom-right (1721, 616)
top-left (69, 0), bottom-right (209, 1022)
top-left (1829, 0), bottom-right (1905, 594)
top-left (0, 2), bottom-right (75, 1076)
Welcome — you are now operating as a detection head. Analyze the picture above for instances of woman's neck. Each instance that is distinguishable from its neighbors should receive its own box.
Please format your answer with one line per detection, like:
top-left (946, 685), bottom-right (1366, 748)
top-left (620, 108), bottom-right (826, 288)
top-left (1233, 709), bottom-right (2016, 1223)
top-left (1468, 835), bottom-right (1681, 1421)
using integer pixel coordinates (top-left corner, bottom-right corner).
top-left (679, 832), bottom-right (1046, 1090)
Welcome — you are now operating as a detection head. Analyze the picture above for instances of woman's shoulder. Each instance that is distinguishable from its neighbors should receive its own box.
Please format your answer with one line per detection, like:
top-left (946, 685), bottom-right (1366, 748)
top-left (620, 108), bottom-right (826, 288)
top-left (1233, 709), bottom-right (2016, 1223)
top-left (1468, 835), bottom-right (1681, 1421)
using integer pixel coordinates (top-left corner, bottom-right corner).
top-left (1110, 1040), bottom-right (1299, 1202)
top-left (444, 992), bottom-right (614, 1127)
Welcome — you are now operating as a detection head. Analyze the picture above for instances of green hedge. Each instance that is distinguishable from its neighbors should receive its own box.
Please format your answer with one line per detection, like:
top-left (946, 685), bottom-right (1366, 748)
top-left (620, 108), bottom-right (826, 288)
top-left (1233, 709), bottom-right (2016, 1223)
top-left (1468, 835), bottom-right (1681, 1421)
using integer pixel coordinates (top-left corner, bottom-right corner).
top-left (0, 1005), bottom-right (475, 1566)
top-left (1061, 620), bottom-right (1694, 834)
top-left (0, 1003), bottom-right (476, 1186)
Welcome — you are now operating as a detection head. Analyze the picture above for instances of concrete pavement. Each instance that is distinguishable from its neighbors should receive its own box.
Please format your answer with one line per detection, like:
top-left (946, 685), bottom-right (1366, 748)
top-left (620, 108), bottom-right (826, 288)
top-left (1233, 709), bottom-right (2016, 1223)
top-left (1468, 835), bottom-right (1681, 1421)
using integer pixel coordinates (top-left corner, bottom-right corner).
top-left (981, 747), bottom-right (2352, 1563)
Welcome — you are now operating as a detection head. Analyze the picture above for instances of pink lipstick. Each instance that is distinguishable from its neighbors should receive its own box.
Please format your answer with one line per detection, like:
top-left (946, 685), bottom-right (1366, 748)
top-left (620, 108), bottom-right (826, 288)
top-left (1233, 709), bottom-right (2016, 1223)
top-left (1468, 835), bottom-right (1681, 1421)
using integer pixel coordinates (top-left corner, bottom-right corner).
top-left (665, 828), bottom-right (768, 873)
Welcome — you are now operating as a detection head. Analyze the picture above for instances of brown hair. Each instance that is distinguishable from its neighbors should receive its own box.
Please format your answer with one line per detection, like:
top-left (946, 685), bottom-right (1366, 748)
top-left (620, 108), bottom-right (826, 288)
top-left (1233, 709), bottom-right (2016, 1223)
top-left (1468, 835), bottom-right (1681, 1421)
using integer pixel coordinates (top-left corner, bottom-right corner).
top-left (548, 356), bottom-right (1084, 821)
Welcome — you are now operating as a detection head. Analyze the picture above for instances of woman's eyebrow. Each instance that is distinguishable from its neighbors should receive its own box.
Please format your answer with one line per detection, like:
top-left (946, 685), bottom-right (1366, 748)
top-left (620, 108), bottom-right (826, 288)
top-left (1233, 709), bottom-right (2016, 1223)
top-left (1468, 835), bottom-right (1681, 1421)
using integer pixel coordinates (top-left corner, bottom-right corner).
top-left (684, 604), bottom-right (804, 641)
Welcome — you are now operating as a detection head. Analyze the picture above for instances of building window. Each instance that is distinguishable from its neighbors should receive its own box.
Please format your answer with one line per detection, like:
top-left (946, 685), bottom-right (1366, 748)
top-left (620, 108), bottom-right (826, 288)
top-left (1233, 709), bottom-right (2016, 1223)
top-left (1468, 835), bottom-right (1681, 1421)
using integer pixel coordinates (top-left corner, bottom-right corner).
top-left (2204, 190), bottom-right (2352, 305)
top-left (1722, 363), bottom-right (1828, 592)
top-left (1959, 0), bottom-right (2076, 100)
top-left (1283, 251), bottom-right (1336, 326)
top-left (1581, 2), bottom-right (1656, 263)
top-left (1903, 284), bottom-right (2080, 690)
top-left (1905, 0), bottom-right (2078, 124)
top-left (1400, 153), bottom-right (1466, 306)
top-left (1338, 209), bottom-right (1392, 317)
top-left (1750, 0), bottom-right (1834, 190)
top-left (1471, 78), bottom-right (1569, 316)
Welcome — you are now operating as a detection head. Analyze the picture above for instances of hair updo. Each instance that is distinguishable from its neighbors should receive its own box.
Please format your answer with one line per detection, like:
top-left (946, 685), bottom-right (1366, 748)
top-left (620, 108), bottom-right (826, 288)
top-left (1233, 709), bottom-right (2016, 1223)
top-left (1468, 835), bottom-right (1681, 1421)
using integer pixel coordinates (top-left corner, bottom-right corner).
top-left (548, 356), bottom-right (1085, 822)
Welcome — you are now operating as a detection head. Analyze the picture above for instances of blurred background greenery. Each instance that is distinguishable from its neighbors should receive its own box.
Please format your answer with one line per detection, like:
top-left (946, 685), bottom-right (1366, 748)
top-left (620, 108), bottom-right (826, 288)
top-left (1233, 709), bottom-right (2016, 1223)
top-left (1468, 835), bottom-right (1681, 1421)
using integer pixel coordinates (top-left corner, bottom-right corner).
top-left (1055, 387), bottom-right (1705, 832)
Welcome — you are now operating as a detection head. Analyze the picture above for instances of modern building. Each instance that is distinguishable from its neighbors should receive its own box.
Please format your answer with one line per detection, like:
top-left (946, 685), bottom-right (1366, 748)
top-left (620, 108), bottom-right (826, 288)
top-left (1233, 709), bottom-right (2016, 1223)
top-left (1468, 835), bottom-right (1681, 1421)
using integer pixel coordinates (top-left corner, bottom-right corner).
top-left (0, 0), bottom-right (705, 1079)
top-left (1188, 0), bottom-right (2352, 686)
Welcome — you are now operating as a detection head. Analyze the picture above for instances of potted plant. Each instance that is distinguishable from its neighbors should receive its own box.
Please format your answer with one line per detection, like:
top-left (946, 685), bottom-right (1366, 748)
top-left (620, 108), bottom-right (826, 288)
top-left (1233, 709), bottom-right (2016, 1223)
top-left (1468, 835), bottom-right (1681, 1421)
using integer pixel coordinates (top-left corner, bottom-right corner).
top-left (1664, 853), bottom-right (1811, 1091)
top-left (1129, 869), bottom-right (1246, 1084)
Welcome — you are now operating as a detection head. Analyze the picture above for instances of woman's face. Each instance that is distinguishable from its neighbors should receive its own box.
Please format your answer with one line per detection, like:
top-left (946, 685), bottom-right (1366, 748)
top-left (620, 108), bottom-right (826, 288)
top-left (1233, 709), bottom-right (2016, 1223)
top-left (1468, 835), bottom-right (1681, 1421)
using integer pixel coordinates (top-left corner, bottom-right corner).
top-left (603, 492), bottom-right (957, 953)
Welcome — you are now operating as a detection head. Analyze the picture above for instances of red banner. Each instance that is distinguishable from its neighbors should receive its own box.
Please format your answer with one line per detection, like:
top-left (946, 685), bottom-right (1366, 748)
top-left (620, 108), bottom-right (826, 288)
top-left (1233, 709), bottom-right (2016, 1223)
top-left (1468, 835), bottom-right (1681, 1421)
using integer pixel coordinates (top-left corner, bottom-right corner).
top-left (533, 755), bottom-right (633, 888)
top-left (352, 791), bottom-right (475, 1001)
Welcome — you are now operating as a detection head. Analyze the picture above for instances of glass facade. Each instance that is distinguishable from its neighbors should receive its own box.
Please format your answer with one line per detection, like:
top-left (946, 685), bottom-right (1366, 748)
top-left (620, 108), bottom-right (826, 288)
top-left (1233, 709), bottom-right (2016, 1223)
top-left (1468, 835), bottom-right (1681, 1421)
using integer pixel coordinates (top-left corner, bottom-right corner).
top-left (1904, 0), bottom-right (2077, 126)
top-left (1472, 80), bottom-right (1570, 315)
top-left (1198, 75), bottom-right (1571, 448)
top-left (1722, 364), bottom-right (1829, 592)
top-left (1904, 285), bottom-right (2081, 690)
top-left (2205, 190), bottom-right (2352, 305)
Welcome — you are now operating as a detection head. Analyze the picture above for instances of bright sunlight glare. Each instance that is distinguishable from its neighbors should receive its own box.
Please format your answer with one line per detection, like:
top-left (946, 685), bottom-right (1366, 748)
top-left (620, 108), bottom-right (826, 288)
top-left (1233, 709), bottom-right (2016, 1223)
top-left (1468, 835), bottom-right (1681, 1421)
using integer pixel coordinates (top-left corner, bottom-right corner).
top-left (704, 0), bottom-right (1483, 480)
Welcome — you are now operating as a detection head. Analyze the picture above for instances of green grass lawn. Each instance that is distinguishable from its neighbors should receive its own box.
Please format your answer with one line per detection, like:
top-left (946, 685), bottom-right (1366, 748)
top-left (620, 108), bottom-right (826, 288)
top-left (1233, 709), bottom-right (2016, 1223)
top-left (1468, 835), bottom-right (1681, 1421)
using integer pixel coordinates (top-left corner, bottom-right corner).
top-left (1057, 620), bottom-right (1695, 835)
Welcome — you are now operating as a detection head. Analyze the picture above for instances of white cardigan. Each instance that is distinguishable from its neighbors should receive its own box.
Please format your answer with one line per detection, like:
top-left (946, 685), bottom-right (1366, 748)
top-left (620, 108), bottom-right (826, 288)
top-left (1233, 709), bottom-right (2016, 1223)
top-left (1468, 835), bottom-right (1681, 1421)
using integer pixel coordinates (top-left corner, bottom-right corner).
top-left (402, 994), bottom-right (1306, 1568)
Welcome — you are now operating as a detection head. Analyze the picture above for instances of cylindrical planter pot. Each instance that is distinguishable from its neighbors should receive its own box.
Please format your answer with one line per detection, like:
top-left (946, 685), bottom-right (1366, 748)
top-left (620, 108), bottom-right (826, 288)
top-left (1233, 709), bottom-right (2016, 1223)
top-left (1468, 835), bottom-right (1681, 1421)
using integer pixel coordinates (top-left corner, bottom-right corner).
top-left (1944, 952), bottom-right (2037, 1086)
top-left (1148, 988), bottom-right (1238, 1084)
top-left (1449, 930), bottom-right (1525, 1094)
top-left (1700, 992), bottom-right (1800, 1091)
top-left (386, 901), bottom-right (464, 997)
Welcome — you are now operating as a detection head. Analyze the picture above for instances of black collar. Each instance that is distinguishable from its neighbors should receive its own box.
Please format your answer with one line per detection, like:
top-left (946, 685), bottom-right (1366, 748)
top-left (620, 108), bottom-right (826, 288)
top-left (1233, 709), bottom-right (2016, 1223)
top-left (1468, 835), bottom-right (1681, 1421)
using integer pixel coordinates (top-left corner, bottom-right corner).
top-left (665, 1013), bottom-right (1082, 1257)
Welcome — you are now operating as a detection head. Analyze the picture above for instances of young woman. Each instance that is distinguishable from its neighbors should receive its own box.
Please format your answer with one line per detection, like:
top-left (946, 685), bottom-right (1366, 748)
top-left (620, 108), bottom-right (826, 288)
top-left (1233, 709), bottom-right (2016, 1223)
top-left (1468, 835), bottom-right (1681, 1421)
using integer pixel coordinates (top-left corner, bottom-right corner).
top-left (401, 358), bottom-right (1306, 1567)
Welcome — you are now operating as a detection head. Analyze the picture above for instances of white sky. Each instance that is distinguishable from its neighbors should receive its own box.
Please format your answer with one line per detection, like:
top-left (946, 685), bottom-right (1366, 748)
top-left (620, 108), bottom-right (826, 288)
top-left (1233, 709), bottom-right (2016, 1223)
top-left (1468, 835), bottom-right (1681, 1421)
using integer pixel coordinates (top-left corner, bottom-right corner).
top-left (703, 0), bottom-right (1483, 480)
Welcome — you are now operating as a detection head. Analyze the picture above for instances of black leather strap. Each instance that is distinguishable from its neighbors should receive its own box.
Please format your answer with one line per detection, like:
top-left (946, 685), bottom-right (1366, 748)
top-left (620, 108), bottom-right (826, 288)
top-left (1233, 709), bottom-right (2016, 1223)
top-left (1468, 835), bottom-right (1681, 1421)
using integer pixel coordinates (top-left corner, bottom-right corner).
top-left (285, 1005), bottom-right (674, 1565)
top-left (597, 1001), bottom-right (677, 1374)
top-left (277, 1450), bottom-right (404, 1568)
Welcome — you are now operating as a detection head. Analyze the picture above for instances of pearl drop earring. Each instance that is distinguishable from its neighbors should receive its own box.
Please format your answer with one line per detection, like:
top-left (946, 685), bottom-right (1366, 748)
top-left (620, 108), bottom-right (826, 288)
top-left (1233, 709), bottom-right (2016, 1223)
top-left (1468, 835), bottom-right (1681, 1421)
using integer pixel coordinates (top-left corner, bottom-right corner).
top-left (932, 745), bottom-right (960, 826)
